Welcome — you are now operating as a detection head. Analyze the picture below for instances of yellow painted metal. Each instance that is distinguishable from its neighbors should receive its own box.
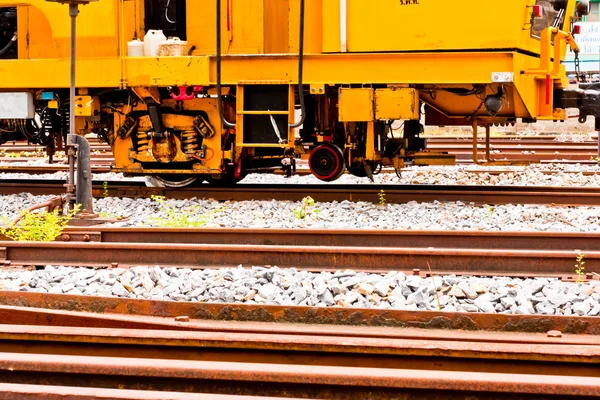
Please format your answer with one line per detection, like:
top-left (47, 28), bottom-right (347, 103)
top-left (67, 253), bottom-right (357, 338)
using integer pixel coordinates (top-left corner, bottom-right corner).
top-left (187, 0), bottom-right (266, 55)
top-left (289, 0), bottom-right (322, 54)
top-left (321, 0), bottom-right (340, 53)
top-left (339, 88), bottom-right (373, 122)
top-left (235, 84), bottom-right (295, 150)
top-left (238, 111), bottom-right (289, 115)
top-left (310, 83), bottom-right (325, 95)
top-left (365, 122), bottom-right (375, 160)
top-left (264, 0), bottom-right (289, 53)
top-left (74, 95), bottom-right (99, 117)
top-left (375, 87), bottom-right (419, 120)
top-left (333, 0), bottom-right (548, 55)
top-left (47, 100), bottom-right (58, 109)
top-left (131, 86), bottom-right (160, 104)
top-left (0, 0), bottom-right (588, 176)
top-left (126, 57), bottom-right (211, 87)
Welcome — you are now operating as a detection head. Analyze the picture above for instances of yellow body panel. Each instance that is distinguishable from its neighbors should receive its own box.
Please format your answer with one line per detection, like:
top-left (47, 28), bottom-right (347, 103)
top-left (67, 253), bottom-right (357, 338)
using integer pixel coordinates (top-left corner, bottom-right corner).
top-left (73, 95), bottom-right (99, 117)
top-left (376, 88), bottom-right (419, 121)
top-left (339, 88), bottom-right (373, 122)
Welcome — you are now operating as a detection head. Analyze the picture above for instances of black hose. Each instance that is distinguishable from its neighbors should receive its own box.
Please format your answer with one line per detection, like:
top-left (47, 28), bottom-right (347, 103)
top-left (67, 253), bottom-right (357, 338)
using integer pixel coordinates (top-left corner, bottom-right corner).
top-left (0, 33), bottom-right (17, 58)
top-left (289, 0), bottom-right (305, 128)
top-left (216, 0), bottom-right (236, 128)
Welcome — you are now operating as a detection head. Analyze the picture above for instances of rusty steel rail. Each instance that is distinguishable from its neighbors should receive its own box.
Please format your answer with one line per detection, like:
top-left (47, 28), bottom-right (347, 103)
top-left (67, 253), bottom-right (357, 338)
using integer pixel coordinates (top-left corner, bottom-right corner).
top-left (2, 179), bottom-right (600, 205)
top-left (0, 383), bottom-right (298, 400)
top-left (44, 227), bottom-right (600, 253)
top-left (427, 136), bottom-right (599, 163)
top-left (0, 240), bottom-right (597, 276)
top-left (0, 292), bottom-right (598, 398)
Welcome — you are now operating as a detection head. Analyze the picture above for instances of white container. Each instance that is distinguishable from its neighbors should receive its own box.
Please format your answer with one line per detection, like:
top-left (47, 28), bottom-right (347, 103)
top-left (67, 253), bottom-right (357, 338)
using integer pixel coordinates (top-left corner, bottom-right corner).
top-left (0, 92), bottom-right (34, 119)
top-left (143, 30), bottom-right (167, 56)
top-left (158, 37), bottom-right (188, 56)
top-left (127, 38), bottom-right (144, 57)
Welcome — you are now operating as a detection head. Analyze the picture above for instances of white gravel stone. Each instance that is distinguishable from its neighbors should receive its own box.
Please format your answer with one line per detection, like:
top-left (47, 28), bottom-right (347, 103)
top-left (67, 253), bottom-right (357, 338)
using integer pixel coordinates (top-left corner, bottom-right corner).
top-left (2, 265), bottom-right (599, 316)
top-left (3, 190), bottom-right (600, 234)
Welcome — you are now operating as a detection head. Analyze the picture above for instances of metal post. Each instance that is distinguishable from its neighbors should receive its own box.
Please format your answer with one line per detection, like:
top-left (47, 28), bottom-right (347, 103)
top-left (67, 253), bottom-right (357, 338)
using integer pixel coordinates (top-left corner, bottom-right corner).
top-left (66, 2), bottom-right (95, 218)
top-left (67, 134), bottom-right (95, 215)
top-left (471, 119), bottom-right (480, 164)
top-left (485, 124), bottom-right (491, 162)
top-left (65, 3), bottom-right (79, 208)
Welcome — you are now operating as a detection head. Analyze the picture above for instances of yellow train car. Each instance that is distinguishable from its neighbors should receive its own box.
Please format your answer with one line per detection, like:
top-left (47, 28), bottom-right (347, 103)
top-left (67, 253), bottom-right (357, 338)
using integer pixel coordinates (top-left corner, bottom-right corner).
top-left (0, 0), bottom-right (596, 186)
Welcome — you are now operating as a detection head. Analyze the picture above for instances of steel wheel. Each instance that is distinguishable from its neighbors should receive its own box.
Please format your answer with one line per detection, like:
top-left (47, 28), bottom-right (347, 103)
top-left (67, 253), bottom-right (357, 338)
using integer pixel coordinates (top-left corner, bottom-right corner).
top-left (309, 144), bottom-right (345, 182)
top-left (145, 175), bottom-right (198, 188)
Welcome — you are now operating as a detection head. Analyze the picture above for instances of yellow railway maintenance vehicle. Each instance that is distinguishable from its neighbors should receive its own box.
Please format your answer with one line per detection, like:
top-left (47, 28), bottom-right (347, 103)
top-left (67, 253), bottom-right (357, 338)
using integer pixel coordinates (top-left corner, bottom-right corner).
top-left (0, 0), bottom-right (597, 186)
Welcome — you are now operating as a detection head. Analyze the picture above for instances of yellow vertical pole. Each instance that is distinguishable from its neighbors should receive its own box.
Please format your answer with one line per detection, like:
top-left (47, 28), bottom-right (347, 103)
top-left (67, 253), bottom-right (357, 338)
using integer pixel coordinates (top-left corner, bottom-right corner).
top-left (366, 122), bottom-right (375, 160)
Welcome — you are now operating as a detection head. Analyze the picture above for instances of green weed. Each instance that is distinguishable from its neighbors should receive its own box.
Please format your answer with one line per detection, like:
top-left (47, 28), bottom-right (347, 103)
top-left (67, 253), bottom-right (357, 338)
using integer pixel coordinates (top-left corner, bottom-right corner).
top-left (293, 196), bottom-right (319, 220)
top-left (145, 195), bottom-right (223, 228)
top-left (575, 253), bottom-right (586, 283)
top-left (378, 190), bottom-right (386, 207)
top-left (1, 205), bottom-right (79, 242)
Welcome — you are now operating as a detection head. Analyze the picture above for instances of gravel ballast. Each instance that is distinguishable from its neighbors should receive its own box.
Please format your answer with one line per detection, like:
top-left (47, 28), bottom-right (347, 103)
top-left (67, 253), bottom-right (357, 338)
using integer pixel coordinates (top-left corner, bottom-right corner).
top-left (1, 193), bottom-right (600, 231)
top-left (2, 265), bottom-right (599, 316)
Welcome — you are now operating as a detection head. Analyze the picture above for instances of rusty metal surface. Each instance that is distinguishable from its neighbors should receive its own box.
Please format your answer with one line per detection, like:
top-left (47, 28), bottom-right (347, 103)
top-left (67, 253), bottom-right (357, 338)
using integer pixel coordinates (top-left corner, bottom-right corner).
top-left (0, 323), bottom-right (598, 364)
top-left (0, 240), bottom-right (597, 275)
top-left (1, 291), bottom-right (599, 335)
top-left (41, 226), bottom-right (600, 253)
top-left (0, 292), bottom-right (599, 398)
top-left (2, 179), bottom-right (600, 205)
top-left (1, 301), bottom-right (600, 349)
top-left (0, 352), bottom-right (599, 397)
top-left (0, 383), bottom-right (301, 400)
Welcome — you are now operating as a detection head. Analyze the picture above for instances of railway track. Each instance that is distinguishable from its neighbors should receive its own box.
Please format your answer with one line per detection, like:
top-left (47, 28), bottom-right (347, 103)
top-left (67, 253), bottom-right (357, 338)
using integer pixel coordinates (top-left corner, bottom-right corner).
top-left (0, 291), bottom-right (596, 399)
top-left (0, 135), bottom-right (598, 177)
top-left (1, 137), bottom-right (600, 398)
top-left (2, 179), bottom-right (600, 206)
top-left (0, 227), bottom-right (596, 277)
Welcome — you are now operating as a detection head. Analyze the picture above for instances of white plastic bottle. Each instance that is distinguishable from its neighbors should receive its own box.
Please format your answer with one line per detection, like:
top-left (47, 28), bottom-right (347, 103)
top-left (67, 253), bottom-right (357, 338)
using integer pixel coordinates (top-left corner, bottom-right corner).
top-left (143, 30), bottom-right (167, 56)
top-left (127, 38), bottom-right (144, 56)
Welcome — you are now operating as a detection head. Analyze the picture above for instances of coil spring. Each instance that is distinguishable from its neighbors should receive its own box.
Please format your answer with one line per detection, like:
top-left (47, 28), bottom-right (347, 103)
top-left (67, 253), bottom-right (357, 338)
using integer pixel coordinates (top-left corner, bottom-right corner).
top-left (5, 119), bottom-right (18, 131)
top-left (137, 130), bottom-right (149, 152)
top-left (182, 130), bottom-right (199, 155)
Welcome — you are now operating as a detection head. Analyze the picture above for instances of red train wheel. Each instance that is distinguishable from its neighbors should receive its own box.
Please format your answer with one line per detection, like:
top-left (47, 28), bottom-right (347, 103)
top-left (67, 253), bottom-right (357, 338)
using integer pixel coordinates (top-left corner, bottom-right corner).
top-left (309, 144), bottom-right (345, 182)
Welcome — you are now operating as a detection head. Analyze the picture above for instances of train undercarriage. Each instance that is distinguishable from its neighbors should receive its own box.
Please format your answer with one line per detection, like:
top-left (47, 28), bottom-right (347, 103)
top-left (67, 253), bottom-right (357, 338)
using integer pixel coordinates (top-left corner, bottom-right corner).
top-left (0, 0), bottom-right (599, 187)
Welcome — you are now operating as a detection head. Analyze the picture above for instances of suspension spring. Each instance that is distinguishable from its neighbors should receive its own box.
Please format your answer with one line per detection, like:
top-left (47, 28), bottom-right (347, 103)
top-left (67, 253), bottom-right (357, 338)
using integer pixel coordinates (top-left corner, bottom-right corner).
top-left (137, 129), bottom-right (150, 152)
top-left (182, 130), bottom-right (199, 155)
top-left (6, 119), bottom-right (18, 131)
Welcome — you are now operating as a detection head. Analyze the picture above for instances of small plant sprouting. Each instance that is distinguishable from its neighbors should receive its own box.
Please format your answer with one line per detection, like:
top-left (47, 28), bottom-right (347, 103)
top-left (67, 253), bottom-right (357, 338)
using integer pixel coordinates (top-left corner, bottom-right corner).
top-left (1, 205), bottom-right (79, 242)
top-left (487, 205), bottom-right (494, 221)
top-left (293, 196), bottom-right (319, 220)
top-left (99, 210), bottom-right (123, 219)
top-left (575, 253), bottom-right (586, 283)
top-left (145, 195), bottom-right (223, 228)
top-left (378, 190), bottom-right (386, 207)
top-left (103, 181), bottom-right (109, 197)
